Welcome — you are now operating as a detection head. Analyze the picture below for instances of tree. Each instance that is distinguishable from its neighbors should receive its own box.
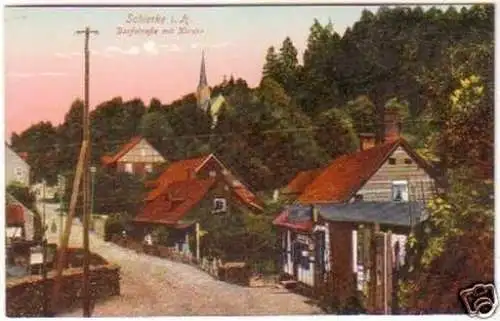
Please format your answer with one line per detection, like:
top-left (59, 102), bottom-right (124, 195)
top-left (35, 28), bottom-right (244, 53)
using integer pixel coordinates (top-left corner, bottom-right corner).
top-left (262, 46), bottom-right (280, 80)
top-left (314, 108), bottom-right (358, 158)
top-left (398, 73), bottom-right (494, 314)
top-left (343, 95), bottom-right (377, 134)
top-left (10, 121), bottom-right (59, 185)
top-left (62, 168), bottom-right (146, 219)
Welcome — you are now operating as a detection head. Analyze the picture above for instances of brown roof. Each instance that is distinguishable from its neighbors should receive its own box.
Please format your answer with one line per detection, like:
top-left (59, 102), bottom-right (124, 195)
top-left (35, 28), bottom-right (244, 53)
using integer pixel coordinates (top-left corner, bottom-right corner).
top-left (145, 155), bottom-right (210, 201)
top-left (284, 168), bottom-right (323, 195)
top-left (6, 204), bottom-right (24, 226)
top-left (101, 136), bottom-right (143, 166)
top-left (135, 178), bottom-right (217, 226)
top-left (298, 138), bottom-right (438, 204)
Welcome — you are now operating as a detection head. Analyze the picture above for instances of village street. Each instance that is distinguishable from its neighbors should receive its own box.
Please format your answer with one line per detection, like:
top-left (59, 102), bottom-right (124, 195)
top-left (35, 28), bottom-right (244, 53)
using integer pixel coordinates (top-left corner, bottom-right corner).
top-left (38, 203), bottom-right (322, 316)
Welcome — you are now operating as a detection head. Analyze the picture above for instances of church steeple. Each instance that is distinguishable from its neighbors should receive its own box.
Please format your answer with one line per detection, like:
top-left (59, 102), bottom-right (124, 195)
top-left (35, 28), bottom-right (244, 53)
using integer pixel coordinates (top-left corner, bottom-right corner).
top-left (196, 50), bottom-right (211, 112)
top-left (199, 50), bottom-right (208, 88)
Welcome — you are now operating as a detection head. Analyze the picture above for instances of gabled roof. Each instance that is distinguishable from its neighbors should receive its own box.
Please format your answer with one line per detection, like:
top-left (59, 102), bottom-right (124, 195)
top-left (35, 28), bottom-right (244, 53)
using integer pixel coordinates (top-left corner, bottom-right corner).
top-left (135, 178), bottom-right (216, 226)
top-left (283, 168), bottom-right (323, 195)
top-left (5, 143), bottom-right (30, 168)
top-left (101, 136), bottom-right (143, 166)
top-left (298, 138), bottom-right (438, 204)
top-left (146, 154), bottom-right (210, 201)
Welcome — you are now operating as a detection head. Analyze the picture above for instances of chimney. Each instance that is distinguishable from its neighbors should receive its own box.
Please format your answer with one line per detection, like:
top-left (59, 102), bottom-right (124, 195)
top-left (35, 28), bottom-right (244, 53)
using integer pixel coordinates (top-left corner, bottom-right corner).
top-left (358, 133), bottom-right (376, 151)
top-left (384, 109), bottom-right (402, 142)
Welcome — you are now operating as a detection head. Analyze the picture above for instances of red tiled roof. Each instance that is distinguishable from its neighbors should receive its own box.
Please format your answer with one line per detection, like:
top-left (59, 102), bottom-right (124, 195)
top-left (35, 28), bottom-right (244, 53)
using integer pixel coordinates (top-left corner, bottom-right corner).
top-left (272, 209), bottom-right (313, 232)
top-left (298, 139), bottom-right (401, 203)
top-left (146, 155), bottom-right (210, 201)
top-left (101, 136), bottom-right (143, 166)
top-left (134, 178), bottom-right (216, 225)
top-left (233, 185), bottom-right (263, 211)
top-left (7, 204), bottom-right (24, 226)
top-left (284, 168), bottom-right (323, 195)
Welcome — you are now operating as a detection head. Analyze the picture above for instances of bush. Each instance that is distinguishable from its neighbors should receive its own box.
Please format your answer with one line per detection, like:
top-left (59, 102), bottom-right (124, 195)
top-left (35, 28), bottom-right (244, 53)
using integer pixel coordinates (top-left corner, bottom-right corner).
top-left (151, 226), bottom-right (170, 245)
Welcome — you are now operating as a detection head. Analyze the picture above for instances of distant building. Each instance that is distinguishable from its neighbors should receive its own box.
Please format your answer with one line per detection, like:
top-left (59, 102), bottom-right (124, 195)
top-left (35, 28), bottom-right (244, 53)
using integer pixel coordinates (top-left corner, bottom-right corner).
top-left (195, 51), bottom-right (229, 128)
top-left (101, 136), bottom-right (167, 176)
top-left (5, 143), bottom-right (30, 187)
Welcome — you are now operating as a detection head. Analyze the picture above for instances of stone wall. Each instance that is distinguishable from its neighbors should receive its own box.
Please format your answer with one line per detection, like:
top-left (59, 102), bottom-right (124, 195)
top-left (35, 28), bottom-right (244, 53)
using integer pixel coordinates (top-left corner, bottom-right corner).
top-left (6, 249), bottom-right (120, 317)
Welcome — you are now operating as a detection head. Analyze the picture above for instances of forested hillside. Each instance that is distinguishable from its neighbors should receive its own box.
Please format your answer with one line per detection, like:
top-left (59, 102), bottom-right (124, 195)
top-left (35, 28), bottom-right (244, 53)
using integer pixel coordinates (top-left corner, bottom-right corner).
top-left (10, 5), bottom-right (493, 192)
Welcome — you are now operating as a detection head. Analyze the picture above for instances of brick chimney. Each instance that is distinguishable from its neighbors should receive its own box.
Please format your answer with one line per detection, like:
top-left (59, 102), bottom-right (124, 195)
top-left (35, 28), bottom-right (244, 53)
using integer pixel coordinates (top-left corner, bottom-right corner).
top-left (384, 109), bottom-right (402, 142)
top-left (358, 133), bottom-right (376, 151)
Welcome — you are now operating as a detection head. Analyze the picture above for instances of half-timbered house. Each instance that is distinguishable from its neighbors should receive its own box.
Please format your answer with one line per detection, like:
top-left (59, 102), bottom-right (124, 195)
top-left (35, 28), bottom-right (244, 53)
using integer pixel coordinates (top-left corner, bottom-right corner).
top-left (101, 136), bottom-right (166, 176)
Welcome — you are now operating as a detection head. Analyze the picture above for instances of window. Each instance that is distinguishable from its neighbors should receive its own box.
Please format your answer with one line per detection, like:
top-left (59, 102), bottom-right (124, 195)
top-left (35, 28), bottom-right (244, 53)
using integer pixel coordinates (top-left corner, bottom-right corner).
top-left (404, 158), bottom-right (413, 165)
top-left (145, 164), bottom-right (153, 173)
top-left (392, 180), bottom-right (409, 202)
top-left (124, 163), bottom-right (133, 174)
top-left (141, 149), bottom-right (146, 157)
top-left (14, 167), bottom-right (23, 179)
top-left (212, 198), bottom-right (227, 213)
top-left (354, 194), bottom-right (364, 202)
top-left (388, 157), bottom-right (396, 165)
top-left (209, 170), bottom-right (217, 178)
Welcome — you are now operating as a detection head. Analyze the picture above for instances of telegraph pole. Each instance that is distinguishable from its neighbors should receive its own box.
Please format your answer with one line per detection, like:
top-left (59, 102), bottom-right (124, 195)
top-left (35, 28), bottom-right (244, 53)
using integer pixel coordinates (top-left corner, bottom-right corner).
top-left (76, 26), bottom-right (98, 318)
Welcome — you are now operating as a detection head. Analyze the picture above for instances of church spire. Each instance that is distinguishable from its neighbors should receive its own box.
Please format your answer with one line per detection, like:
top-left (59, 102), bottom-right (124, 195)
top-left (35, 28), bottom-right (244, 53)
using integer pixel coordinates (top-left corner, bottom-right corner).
top-left (198, 50), bottom-right (208, 88)
top-left (196, 50), bottom-right (211, 112)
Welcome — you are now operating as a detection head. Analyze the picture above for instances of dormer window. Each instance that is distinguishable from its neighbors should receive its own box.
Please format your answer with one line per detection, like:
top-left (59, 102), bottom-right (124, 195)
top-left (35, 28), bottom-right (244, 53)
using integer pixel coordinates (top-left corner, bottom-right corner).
top-left (389, 158), bottom-right (396, 165)
top-left (392, 180), bottom-right (408, 202)
top-left (213, 198), bottom-right (227, 213)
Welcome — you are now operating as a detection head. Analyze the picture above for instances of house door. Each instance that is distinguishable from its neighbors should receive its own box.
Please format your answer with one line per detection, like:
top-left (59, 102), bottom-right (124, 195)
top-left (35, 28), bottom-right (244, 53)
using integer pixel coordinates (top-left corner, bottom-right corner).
top-left (317, 231), bottom-right (326, 281)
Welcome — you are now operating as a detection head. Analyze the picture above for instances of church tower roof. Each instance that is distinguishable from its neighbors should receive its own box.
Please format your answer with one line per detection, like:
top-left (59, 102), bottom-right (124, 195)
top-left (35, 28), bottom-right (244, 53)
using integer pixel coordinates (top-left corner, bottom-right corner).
top-left (198, 50), bottom-right (208, 88)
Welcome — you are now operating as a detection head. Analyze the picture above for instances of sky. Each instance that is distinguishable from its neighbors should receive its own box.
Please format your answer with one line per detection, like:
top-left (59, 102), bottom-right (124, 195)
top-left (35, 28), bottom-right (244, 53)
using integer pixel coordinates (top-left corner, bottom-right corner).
top-left (4, 4), bottom-right (463, 138)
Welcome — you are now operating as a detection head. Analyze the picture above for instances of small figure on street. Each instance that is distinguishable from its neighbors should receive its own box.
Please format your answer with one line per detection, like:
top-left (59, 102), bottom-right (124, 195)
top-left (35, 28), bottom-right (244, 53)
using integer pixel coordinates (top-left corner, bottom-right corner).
top-left (51, 220), bottom-right (57, 233)
top-left (144, 233), bottom-right (153, 246)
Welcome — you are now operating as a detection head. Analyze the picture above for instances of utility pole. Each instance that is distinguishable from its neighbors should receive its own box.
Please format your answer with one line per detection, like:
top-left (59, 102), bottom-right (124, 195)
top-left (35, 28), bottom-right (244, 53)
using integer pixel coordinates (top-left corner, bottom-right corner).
top-left (41, 180), bottom-right (49, 316)
top-left (58, 175), bottom-right (66, 245)
top-left (76, 26), bottom-right (98, 318)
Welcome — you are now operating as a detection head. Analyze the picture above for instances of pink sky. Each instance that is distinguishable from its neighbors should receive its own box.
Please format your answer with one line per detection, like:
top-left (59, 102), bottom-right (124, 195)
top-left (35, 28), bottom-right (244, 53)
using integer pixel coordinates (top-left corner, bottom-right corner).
top-left (4, 5), bottom-right (458, 138)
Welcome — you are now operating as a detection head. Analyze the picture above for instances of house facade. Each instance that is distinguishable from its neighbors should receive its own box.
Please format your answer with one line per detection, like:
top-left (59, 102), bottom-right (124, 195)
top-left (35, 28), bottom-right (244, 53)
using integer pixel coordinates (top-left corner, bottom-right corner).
top-left (101, 136), bottom-right (166, 176)
top-left (133, 153), bottom-right (263, 255)
top-left (273, 110), bottom-right (440, 306)
top-left (5, 144), bottom-right (30, 187)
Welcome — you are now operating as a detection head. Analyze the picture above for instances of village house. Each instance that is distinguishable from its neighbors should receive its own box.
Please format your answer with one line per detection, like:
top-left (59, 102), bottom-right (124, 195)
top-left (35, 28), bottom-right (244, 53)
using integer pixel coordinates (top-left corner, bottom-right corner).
top-left (101, 136), bottom-right (167, 176)
top-left (5, 143), bottom-right (30, 187)
top-left (273, 110), bottom-right (441, 311)
top-left (133, 153), bottom-right (263, 255)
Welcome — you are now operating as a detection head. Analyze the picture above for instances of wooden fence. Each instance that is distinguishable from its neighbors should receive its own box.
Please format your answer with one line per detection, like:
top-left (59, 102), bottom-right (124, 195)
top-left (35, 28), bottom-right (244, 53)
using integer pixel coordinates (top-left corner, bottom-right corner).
top-left (110, 235), bottom-right (250, 286)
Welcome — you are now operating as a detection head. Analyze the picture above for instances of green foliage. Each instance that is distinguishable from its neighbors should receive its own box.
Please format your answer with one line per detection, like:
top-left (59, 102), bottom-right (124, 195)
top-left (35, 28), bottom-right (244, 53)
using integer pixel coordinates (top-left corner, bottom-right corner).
top-left (343, 95), bottom-right (377, 134)
top-left (62, 168), bottom-right (145, 219)
top-left (151, 226), bottom-right (170, 245)
top-left (315, 108), bottom-right (358, 158)
top-left (399, 167), bottom-right (493, 312)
